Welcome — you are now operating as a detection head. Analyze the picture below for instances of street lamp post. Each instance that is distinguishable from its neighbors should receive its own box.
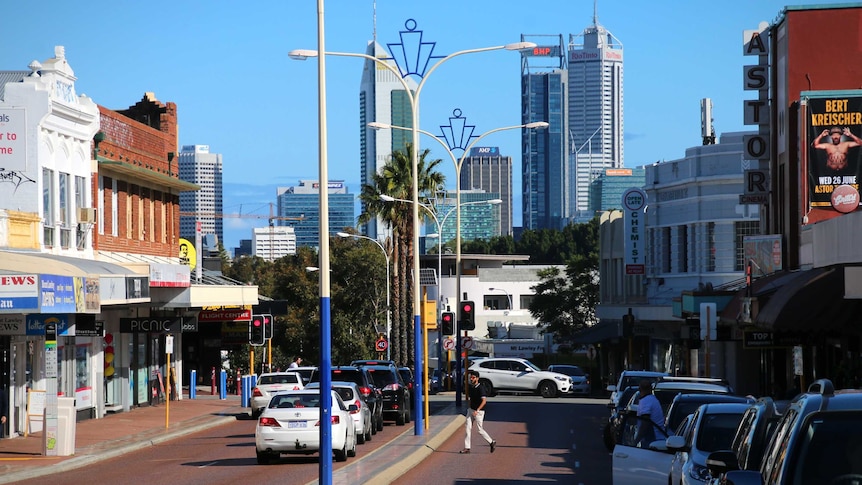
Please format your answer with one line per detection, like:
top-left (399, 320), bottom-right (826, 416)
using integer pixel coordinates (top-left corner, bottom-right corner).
top-left (380, 194), bottom-right (501, 417)
top-left (291, 27), bottom-right (534, 436)
top-left (488, 287), bottom-right (513, 312)
top-left (371, 119), bottom-right (548, 405)
top-left (336, 232), bottom-right (391, 360)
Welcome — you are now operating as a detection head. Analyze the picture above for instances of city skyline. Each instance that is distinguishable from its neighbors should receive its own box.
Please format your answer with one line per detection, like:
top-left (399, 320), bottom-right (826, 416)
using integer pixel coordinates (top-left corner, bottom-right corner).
top-left (0, 0), bottom-right (837, 250)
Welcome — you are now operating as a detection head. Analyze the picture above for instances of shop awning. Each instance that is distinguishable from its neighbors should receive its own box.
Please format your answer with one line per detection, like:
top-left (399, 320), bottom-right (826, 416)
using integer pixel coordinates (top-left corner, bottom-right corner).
top-left (754, 266), bottom-right (862, 334)
top-left (718, 270), bottom-right (812, 324)
top-left (572, 320), bottom-right (621, 344)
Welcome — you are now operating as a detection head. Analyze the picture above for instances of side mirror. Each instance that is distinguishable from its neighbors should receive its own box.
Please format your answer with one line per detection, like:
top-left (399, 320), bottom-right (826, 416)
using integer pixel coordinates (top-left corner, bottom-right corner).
top-left (665, 435), bottom-right (687, 452)
top-left (607, 385), bottom-right (617, 392)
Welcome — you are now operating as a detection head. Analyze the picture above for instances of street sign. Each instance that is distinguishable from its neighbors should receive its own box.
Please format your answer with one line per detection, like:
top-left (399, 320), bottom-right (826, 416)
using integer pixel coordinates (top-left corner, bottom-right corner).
top-left (443, 337), bottom-right (455, 351)
top-left (375, 338), bottom-right (388, 352)
top-left (461, 336), bottom-right (473, 350)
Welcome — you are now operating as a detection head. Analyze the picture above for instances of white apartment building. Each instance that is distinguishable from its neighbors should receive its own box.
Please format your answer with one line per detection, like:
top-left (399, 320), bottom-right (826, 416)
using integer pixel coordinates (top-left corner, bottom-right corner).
top-left (252, 226), bottom-right (296, 261)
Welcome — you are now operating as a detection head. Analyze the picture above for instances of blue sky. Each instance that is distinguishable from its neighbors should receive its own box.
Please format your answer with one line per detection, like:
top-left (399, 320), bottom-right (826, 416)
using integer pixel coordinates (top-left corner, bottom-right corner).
top-left (0, 1), bottom-right (836, 250)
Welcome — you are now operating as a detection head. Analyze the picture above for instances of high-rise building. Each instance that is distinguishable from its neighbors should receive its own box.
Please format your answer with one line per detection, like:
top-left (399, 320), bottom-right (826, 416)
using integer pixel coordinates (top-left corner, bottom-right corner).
top-left (253, 226), bottom-right (296, 261)
top-left (359, 41), bottom-right (418, 239)
top-left (589, 168), bottom-right (646, 214)
top-left (179, 145), bottom-right (223, 244)
top-left (459, 146), bottom-right (513, 236)
top-left (424, 190), bottom-right (501, 245)
top-left (521, 34), bottom-right (569, 231)
top-left (276, 180), bottom-right (355, 248)
top-left (567, 8), bottom-right (624, 217)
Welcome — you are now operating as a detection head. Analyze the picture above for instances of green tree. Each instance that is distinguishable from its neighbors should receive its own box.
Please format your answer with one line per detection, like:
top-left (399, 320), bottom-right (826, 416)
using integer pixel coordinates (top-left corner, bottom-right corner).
top-left (358, 144), bottom-right (444, 366)
top-left (529, 251), bottom-right (599, 341)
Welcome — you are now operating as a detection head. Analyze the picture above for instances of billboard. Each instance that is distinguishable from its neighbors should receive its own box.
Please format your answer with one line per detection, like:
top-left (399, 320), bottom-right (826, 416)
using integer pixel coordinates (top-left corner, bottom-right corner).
top-left (807, 94), bottom-right (862, 216)
top-left (743, 234), bottom-right (783, 277)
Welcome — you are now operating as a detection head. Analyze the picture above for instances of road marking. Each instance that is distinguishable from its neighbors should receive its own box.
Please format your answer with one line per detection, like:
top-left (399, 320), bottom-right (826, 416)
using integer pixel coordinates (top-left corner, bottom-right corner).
top-left (198, 461), bottom-right (219, 468)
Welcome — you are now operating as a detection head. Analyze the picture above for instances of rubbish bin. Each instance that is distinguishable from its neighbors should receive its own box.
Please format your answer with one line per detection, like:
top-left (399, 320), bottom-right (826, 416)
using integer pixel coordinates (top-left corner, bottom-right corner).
top-left (56, 397), bottom-right (76, 456)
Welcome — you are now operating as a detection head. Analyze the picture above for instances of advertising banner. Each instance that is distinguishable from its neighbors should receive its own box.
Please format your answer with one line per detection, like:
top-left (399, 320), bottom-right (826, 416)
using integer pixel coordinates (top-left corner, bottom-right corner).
top-left (622, 188), bottom-right (646, 275)
top-left (743, 234), bottom-right (783, 276)
top-left (807, 94), bottom-right (862, 215)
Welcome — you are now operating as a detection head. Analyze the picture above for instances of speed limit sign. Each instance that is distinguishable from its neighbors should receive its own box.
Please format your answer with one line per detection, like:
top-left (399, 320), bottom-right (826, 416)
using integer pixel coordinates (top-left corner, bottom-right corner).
top-left (375, 338), bottom-right (388, 352)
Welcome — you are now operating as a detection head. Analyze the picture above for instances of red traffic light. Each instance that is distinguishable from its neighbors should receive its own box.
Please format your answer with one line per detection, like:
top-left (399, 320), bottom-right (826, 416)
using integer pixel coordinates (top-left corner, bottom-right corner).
top-left (442, 314), bottom-right (452, 322)
top-left (253, 319), bottom-right (262, 327)
top-left (462, 303), bottom-right (472, 312)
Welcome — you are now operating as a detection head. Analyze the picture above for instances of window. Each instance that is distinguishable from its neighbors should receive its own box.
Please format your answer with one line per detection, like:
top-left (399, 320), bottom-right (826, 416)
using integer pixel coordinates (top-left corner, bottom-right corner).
top-left (735, 221), bottom-right (760, 271)
top-left (661, 227), bottom-right (671, 273)
top-left (707, 222), bottom-right (716, 272)
top-left (42, 168), bottom-right (55, 246)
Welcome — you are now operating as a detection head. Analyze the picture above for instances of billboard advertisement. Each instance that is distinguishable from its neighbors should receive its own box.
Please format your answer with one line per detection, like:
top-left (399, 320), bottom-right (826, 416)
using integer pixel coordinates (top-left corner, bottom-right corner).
top-left (622, 188), bottom-right (646, 275)
top-left (743, 234), bottom-right (783, 277)
top-left (807, 94), bottom-right (862, 217)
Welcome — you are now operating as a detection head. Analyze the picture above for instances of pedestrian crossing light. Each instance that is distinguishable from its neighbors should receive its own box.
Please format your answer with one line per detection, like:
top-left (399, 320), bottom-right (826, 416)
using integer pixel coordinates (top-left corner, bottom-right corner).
top-left (249, 314), bottom-right (265, 346)
top-left (459, 300), bottom-right (476, 331)
top-left (441, 312), bottom-right (455, 335)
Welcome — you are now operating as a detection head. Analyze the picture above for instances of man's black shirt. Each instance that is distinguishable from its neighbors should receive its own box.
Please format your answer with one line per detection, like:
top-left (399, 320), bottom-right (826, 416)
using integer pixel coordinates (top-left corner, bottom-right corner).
top-left (468, 382), bottom-right (486, 410)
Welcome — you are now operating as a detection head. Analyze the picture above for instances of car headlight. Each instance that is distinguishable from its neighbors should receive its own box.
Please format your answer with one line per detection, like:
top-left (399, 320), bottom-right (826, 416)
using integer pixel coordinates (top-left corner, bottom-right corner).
top-left (688, 463), bottom-right (712, 482)
top-left (554, 376), bottom-right (566, 382)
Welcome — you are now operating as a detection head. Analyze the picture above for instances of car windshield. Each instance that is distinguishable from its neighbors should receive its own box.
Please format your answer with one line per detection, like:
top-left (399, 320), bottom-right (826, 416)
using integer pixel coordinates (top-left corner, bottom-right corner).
top-left (790, 412), bottom-right (862, 484)
top-left (258, 373), bottom-right (300, 385)
top-left (620, 375), bottom-right (661, 391)
top-left (368, 369), bottom-right (398, 387)
top-left (270, 392), bottom-right (321, 409)
top-left (695, 413), bottom-right (746, 452)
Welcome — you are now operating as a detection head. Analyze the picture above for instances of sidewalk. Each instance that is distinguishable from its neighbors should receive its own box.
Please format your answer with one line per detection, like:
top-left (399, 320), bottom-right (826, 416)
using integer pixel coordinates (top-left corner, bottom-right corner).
top-left (0, 388), bottom-right (463, 485)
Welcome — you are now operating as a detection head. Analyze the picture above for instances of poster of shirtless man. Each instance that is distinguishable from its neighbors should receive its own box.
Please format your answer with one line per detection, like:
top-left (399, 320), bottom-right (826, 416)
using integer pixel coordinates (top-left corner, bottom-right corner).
top-left (807, 95), bottom-right (862, 214)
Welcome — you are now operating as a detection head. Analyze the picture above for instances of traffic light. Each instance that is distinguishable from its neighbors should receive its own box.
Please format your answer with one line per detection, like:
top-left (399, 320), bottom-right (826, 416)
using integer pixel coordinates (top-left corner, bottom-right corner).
top-left (459, 300), bottom-right (475, 331)
top-left (262, 314), bottom-right (273, 339)
top-left (249, 314), bottom-right (265, 345)
top-left (441, 312), bottom-right (455, 335)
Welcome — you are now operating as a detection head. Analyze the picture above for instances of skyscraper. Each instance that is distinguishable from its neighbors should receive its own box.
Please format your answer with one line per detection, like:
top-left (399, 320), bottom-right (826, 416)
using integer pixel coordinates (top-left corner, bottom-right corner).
top-left (521, 34), bottom-right (569, 231)
top-left (276, 180), bottom-right (355, 248)
top-left (567, 7), bottom-right (624, 218)
top-left (358, 41), bottom-right (418, 239)
top-left (179, 144), bottom-right (223, 244)
top-left (460, 146), bottom-right (513, 236)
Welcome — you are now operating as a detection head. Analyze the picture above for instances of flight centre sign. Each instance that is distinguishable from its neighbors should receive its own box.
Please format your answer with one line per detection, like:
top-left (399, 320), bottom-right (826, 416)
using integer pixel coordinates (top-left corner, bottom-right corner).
top-left (806, 94), bottom-right (862, 215)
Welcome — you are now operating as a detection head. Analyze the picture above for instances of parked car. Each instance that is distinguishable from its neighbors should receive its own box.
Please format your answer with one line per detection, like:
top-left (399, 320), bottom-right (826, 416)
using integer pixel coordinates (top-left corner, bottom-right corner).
top-left (429, 368), bottom-right (443, 394)
top-left (308, 365), bottom-right (383, 433)
top-left (306, 381), bottom-right (373, 444)
top-left (666, 402), bottom-right (751, 484)
top-left (350, 359), bottom-right (396, 367)
top-left (651, 376), bottom-right (735, 414)
top-left (607, 370), bottom-right (668, 411)
top-left (547, 364), bottom-right (590, 395)
top-left (604, 385), bottom-right (640, 451)
top-left (708, 379), bottom-right (862, 484)
top-left (704, 397), bottom-right (789, 484)
top-left (250, 372), bottom-right (304, 418)
top-left (664, 393), bottom-right (755, 437)
top-left (288, 366), bottom-right (318, 385)
top-left (398, 366), bottom-right (415, 395)
top-left (469, 357), bottom-right (573, 398)
top-left (362, 363), bottom-right (411, 425)
top-left (254, 389), bottom-right (357, 464)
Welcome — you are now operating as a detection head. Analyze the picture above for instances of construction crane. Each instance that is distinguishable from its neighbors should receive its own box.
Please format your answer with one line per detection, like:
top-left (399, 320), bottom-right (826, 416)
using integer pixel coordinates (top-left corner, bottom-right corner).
top-left (180, 203), bottom-right (304, 261)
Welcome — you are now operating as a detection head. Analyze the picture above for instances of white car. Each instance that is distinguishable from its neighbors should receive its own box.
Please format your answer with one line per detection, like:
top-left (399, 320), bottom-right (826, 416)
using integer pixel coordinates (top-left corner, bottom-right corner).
top-left (547, 364), bottom-right (590, 395)
top-left (606, 370), bottom-right (667, 411)
top-left (254, 389), bottom-right (357, 464)
top-left (469, 358), bottom-right (573, 398)
top-left (306, 381), bottom-right (373, 444)
top-left (250, 372), bottom-right (304, 418)
top-left (612, 412), bottom-right (694, 485)
top-left (667, 403), bottom-right (750, 484)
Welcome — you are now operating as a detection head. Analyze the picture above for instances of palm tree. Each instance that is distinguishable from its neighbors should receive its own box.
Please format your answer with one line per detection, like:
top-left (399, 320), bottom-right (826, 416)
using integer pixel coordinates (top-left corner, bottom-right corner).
top-left (358, 144), bottom-right (445, 366)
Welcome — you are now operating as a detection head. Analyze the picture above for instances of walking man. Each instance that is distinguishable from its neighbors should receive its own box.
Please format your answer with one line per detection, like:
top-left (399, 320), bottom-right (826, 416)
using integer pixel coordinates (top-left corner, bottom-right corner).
top-left (461, 370), bottom-right (496, 454)
top-left (288, 356), bottom-right (302, 369)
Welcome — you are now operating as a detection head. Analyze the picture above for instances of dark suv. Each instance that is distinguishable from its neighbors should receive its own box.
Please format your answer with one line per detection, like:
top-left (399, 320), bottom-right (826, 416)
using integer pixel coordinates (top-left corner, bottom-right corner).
top-left (709, 379), bottom-right (862, 484)
top-left (359, 363), bottom-right (411, 426)
top-left (309, 365), bottom-right (383, 433)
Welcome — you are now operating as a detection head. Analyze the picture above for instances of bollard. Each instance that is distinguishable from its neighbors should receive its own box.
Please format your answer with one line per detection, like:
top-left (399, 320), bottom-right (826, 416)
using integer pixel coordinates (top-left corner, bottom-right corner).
top-left (236, 369), bottom-right (241, 395)
top-left (211, 367), bottom-right (216, 396)
top-left (241, 375), bottom-right (250, 407)
top-left (190, 370), bottom-right (197, 399)
top-left (219, 370), bottom-right (227, 400)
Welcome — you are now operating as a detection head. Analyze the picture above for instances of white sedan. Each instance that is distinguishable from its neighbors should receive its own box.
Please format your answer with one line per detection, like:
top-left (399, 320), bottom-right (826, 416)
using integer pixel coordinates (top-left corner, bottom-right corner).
top-left (305, 381), bottom-right (373, 444)
top-left (250, 372), bottom-right (304, 418)
top-left (254, 389), bottom-right (357, 464)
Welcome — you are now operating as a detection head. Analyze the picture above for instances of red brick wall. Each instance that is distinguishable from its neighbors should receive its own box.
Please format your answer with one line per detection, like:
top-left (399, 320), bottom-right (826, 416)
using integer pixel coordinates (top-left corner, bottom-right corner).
top-left (94, 95), bottom-right (183, 257)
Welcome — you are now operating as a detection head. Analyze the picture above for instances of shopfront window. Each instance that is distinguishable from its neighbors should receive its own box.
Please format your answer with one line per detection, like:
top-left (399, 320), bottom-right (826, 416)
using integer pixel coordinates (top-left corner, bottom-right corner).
top-left (75, 343), bottom-right (92, 409)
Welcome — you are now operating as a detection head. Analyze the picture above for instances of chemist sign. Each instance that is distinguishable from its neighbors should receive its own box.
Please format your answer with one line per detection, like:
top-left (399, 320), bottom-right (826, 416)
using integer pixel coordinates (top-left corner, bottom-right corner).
top-left (622, 188), bottom-right (647, 275)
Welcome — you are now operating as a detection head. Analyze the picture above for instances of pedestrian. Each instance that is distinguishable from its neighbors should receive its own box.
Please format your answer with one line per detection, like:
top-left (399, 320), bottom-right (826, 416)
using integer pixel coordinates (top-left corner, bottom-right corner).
top-left (289, 356), bottom-right (302, 369)
top-left (0, 386), bottom-right (7, 439)
top-left (461, 370), bottom-right (496, 454)
top-left (634, 379), bottom-right (665, 448)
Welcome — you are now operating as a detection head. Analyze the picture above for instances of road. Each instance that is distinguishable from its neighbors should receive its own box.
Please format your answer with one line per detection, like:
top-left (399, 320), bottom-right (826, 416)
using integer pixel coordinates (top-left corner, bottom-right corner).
top-left (16, 395), bottom-right (612, 484)
top-left (394, 395), bottom-right (611, 484)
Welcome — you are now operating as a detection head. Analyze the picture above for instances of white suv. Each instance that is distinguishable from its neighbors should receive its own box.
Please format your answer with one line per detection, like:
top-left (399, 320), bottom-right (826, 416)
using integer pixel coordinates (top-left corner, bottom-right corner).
top-left (468, 358), bottom-right (573, 398)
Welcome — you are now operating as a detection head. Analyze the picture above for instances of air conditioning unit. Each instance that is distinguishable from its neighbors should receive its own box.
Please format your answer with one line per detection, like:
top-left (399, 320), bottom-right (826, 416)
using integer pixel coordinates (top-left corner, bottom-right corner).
top-left (78, 207), bottom-right (96, 224)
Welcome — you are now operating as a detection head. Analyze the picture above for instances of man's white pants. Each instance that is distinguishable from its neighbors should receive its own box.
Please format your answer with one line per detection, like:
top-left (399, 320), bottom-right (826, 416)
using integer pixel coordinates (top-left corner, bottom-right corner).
top-left (465, 410), bottom-right (493, 449)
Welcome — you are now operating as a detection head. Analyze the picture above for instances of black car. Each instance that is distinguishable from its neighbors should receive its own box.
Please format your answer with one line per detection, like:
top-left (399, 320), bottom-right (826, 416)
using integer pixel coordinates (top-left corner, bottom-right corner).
top-left (362, 364), bottom-right (411, 425)
top-left (398, 366), bottom-right (414, 395)
top-left (308, 365), bottom-right (384, 433)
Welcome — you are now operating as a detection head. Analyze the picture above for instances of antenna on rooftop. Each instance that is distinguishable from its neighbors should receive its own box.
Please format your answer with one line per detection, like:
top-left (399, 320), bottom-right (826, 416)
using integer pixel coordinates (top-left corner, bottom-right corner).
top-left (701, 98), bottom-right (716, 145)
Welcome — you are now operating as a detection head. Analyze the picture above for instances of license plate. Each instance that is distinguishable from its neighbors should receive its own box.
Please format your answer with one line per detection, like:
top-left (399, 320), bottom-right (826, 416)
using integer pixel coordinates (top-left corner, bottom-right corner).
top-left (288, 421), bottom-right (307, 429)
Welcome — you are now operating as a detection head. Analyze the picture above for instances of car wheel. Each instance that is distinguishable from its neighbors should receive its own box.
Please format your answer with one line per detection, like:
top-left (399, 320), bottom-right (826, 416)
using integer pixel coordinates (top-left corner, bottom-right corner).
top-left (539, 380), bottom-right (557, 398)
top-left (347, 433), bottom-right (357, 457)
top-left (376, 413), bottom-right (384, 432)
top-left (256, 449), bottom-right (271, 465)
top-left (251, 408), bottom-right (262, 419)
top-left (405, 406), bottom-right (411, 423)
top-left (365, 426), bottom-right (372, 442)
top-left (357, 430), bottom-right (366, 444)
top-left (396, 411), bottom-right (406, 425)
top-left (479, 379), bottom-right (496, 397)
top-left (334, 442), bottom-right (348, 462)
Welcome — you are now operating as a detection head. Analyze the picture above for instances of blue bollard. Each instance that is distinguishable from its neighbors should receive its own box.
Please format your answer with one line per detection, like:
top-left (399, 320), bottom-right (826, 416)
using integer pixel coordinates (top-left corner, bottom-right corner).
top-left (241, 375), bottom-right (250, 407)
top-left (220, 370), bottom-right (227, 400)
top-left (190, 370), bottom-right (197, 399)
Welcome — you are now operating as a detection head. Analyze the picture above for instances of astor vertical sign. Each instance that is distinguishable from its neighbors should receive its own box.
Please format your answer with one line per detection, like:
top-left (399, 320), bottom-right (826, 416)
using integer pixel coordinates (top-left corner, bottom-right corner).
top-left (623, 188), bottom-right (646, 275)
